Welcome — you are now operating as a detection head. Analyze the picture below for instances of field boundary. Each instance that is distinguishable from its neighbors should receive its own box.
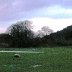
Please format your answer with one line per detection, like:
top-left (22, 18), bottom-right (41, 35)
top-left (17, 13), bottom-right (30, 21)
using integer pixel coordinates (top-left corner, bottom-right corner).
top-left (0, 51), bottom-right (44, 53)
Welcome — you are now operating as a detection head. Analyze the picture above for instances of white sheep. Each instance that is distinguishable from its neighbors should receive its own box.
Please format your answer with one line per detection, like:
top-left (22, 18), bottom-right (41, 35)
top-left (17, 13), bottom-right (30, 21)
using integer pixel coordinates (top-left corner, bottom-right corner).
top-left (14, 54), bottom-right (20, 58)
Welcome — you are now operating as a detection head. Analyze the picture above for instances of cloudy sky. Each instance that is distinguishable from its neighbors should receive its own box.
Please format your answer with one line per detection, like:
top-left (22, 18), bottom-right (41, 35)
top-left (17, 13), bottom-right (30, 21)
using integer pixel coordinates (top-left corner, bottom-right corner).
top-left (0, 0), bottom-right (72, 33)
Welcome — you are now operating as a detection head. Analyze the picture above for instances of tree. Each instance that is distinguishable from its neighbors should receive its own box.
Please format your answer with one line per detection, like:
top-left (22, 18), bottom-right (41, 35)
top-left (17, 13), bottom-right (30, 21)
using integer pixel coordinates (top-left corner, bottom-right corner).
top-left (41, 26), bottom-right (53, 35)
top-left (6, 20), bottom-right (34, 47)
top-left (0, 33), bottom-right (12, 48)
top-left (36, 26), bottom-right (53, 37)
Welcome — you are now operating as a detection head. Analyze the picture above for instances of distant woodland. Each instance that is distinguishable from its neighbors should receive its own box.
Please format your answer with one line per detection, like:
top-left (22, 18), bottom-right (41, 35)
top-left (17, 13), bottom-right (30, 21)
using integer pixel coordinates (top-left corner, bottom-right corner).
top-left (0, 20), bottom-right (72, 48)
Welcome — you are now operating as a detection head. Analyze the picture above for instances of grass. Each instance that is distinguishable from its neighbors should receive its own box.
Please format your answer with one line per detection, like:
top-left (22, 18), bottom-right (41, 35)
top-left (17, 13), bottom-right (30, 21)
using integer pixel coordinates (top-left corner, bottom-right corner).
top-left (0, 47), bottom-right (72, 72)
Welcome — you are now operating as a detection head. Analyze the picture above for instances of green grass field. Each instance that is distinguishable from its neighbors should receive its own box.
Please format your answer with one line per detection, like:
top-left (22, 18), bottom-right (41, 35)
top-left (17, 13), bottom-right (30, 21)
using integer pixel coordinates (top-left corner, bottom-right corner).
top-left (0, 47), bottom-right (72, 72)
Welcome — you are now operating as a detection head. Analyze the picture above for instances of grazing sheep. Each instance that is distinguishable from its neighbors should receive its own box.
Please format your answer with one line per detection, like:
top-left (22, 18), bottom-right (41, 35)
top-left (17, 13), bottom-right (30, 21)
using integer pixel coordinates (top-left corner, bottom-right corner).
top-left (14, 54), bottom-right (20, 58)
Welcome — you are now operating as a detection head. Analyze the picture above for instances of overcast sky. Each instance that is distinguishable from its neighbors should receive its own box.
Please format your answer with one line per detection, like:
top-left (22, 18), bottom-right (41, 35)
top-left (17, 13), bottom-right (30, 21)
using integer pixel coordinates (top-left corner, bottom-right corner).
top-left (0, 0), bottom-right (72, 33)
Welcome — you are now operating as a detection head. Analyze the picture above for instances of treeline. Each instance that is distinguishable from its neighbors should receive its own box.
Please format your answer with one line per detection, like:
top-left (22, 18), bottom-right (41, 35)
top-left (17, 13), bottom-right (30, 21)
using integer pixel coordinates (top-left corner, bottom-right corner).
top-left (42, 25), bottom-right (72, 46)
top-left (0, 20), bottom-right (72, 48)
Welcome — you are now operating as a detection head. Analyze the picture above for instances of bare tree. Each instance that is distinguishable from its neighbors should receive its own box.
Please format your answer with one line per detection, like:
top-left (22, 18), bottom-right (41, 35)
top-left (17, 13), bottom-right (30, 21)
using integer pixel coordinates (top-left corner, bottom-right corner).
top-left (41, 26), bottom-right (53, 35)
top-left (6, 20), bottom-right (34, 47)
top-left (36, 26), bottom-right (53, 37)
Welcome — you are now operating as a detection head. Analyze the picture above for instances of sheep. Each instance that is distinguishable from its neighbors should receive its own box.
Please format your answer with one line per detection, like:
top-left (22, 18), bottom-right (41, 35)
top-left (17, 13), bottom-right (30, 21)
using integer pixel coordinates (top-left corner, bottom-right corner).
top-left (14, 54), bottom-right (20, 58)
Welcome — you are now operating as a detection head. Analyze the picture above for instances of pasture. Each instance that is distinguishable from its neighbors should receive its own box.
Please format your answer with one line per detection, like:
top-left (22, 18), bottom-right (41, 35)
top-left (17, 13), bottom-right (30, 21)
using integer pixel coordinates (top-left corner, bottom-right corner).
top-left (0, 47), bottom-right (72, 72)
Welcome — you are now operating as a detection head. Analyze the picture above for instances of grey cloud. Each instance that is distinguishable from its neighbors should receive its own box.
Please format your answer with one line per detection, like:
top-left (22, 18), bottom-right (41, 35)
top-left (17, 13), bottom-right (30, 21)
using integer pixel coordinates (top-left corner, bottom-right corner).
top-left (0, 0), bottom-right (72, 11)
top-left (0, 0), bottom-right (72, 21)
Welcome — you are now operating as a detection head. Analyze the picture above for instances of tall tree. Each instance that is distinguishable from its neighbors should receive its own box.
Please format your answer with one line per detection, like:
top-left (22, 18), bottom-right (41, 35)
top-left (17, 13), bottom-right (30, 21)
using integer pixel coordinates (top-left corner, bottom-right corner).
top-left (6, 20), bottom-right (34, 47)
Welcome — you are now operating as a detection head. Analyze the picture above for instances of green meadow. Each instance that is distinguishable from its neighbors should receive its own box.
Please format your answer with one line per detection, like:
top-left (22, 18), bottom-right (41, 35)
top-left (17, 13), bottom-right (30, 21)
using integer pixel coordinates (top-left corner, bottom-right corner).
top-left (0, 47), bottom-right (72, 72)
